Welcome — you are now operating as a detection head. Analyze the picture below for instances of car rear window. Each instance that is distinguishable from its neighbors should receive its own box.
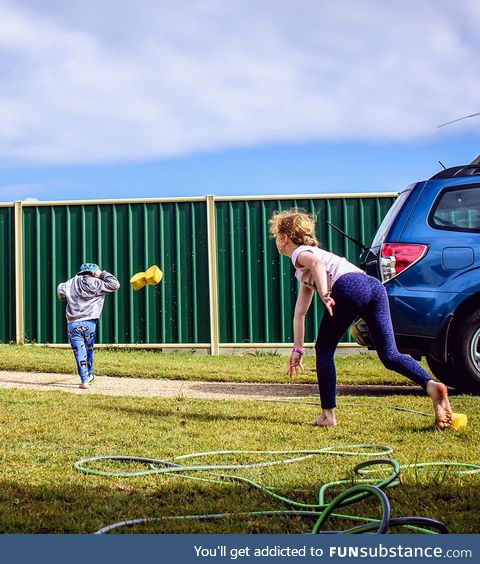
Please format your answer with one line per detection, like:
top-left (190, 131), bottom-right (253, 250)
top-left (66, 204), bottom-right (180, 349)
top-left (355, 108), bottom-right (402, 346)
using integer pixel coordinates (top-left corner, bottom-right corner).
top-left (430, 186), bottom-right (480, 232)
top-left (371, 189), bottom-right (410, 247)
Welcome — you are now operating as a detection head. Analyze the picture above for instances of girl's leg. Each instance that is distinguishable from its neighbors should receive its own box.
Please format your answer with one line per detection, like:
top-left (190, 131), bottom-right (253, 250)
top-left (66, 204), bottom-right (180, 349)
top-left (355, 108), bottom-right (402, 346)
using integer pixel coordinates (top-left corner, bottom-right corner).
top-left (361, 280), bottom-right (432, 388)
top-left (313, 281), bottom-right (358, 426)
top-left (315, 309), bottom-right (355, 410)
top-left (67, 322), bottom-right (89, 385)
top-left (362, 278), bottom-right (452, 428)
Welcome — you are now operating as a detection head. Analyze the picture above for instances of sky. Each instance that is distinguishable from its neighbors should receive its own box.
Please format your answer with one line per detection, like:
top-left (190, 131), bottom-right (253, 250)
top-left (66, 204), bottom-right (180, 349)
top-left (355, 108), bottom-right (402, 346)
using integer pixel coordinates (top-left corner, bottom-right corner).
top-left (1, 0), bottom-right (480, 202)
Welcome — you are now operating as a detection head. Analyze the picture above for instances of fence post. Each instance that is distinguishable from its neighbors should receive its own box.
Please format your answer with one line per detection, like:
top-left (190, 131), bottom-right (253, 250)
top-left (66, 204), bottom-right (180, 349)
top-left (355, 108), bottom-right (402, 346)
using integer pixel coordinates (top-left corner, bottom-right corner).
top-left (206, 195), bottom-right (219, 355)
top-left (14, 201), bottom-right (24, 344)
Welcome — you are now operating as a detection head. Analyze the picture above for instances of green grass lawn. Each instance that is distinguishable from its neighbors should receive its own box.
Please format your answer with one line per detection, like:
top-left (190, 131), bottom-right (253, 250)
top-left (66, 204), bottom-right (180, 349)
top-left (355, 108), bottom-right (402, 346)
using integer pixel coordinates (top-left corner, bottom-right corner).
top-left (0, 345), bottom-right (417, 386)
top-left (1, 389), bottom-right (479, 534)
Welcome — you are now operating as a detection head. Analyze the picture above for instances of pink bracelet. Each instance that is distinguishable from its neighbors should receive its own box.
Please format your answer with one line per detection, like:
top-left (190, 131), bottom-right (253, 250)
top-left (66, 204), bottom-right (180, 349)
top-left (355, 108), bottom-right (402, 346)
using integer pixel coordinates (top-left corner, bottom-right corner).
top-left (292, 347), bottom-right (304, 355)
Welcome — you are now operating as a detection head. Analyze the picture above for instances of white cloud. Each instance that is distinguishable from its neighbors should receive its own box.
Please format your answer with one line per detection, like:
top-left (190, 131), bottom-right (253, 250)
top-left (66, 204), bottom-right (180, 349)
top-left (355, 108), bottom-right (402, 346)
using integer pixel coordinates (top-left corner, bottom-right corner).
top-left (0, 0), bottom-right (479, 165)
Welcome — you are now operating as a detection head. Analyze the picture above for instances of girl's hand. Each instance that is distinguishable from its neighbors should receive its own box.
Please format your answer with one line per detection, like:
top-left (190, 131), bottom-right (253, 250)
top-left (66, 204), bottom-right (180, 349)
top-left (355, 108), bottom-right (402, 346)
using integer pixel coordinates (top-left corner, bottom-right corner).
top-left (322, 294), bottom-right (335, 316)
top-left (288, 350), bottom-right (304, 379)
top-left (92, 269), bottom-right (102, 278)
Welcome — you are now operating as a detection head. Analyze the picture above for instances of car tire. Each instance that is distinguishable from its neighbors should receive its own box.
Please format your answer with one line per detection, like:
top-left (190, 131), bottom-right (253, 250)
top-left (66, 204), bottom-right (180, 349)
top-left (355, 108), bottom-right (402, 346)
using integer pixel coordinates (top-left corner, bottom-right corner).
top-left (426, 355), bottom-right (457, 389)
top-left (451, 309), bottom-right (480, 394)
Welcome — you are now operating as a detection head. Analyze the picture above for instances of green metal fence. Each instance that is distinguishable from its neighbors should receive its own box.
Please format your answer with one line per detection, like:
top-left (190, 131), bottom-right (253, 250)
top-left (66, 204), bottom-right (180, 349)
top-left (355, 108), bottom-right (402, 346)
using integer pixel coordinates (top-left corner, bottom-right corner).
top-left (21, 200), bottom-right (210, 346)
top-left (215, 196), bottom-right (395, 345)
top-left (0, 204), bottom-right (15, 342)
top-left (6, 193), bottom-right (396, 351)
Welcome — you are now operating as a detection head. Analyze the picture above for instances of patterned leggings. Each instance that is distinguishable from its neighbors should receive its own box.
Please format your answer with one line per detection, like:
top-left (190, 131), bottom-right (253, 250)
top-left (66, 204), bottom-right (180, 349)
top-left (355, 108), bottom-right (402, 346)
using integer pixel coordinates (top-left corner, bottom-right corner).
top-left (67, 320), bottom-right (97, 384)
top-left (315, 273), bottom-right (432, 409)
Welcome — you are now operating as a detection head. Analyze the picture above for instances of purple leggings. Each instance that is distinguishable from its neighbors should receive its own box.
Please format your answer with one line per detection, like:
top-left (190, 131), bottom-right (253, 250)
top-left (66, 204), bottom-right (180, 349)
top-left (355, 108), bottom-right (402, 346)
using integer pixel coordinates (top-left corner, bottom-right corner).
top-left (315, 273), bottom-right (432, 409)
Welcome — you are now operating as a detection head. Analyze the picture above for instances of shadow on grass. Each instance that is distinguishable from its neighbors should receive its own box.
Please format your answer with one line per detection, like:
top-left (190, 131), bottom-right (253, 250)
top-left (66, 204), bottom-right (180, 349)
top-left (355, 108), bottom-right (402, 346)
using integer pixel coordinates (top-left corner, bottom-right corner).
top-left (0, 479), bottom-right (313, 534)
top-left (93, 402), bottom-right (282, 424)
top-left (189, 383), bottom-right (428, 398)
top-left (1, 475), bottom-right (478, 534)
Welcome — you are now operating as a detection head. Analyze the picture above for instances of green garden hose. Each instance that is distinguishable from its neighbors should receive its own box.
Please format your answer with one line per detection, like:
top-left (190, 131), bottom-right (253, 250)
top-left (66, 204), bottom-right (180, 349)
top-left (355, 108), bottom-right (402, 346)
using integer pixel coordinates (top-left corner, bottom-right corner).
top-left (74, 400), bottom-right (476, 534)
top-left (74, 448), bottom-right (479, 535)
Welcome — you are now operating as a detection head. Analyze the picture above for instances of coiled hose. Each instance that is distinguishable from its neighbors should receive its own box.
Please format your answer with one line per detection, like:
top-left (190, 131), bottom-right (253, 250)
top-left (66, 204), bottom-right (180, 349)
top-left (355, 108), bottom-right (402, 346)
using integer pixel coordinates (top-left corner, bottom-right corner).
top-left (74, 445), bottom-right (480, 534)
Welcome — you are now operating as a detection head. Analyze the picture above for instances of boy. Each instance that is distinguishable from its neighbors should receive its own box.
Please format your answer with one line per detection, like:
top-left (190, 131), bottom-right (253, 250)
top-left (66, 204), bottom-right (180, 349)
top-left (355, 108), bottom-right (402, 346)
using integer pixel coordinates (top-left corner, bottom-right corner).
top-left (57, 263), bottom-right (120, 389)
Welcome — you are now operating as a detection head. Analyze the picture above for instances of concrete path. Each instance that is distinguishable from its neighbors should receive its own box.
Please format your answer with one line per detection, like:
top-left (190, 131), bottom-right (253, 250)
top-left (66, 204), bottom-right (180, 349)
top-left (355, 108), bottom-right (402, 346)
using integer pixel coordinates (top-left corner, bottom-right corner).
top-left (0, 370), bottom-right (424, 400)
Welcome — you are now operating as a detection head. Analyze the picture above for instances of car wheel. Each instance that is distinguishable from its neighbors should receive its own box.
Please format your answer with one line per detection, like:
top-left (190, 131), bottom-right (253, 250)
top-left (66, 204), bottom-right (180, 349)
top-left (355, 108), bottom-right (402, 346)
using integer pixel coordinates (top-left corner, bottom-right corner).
top-left (451, 309), bottom-right (480, 393)
top-left (426, 355), bottom-right (457, 389)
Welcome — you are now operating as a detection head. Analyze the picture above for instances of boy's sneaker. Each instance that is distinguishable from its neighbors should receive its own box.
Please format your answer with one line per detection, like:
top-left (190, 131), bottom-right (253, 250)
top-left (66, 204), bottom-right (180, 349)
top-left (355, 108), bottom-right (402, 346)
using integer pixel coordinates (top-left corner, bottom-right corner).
top-left (79, 374), bottom-right (95, 389)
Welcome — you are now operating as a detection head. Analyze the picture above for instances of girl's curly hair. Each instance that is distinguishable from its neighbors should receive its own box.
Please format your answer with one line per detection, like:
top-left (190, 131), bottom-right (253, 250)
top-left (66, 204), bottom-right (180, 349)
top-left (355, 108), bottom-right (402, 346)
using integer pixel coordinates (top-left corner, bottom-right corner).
top-left (268, 209), bottom-right (319, 246)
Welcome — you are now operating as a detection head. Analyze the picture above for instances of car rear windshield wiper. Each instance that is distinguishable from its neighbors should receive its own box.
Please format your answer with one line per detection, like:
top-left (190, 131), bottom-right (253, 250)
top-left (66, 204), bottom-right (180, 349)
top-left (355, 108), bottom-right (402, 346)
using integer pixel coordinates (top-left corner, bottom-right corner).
top-left (326, 221), bottom-right (369, 251)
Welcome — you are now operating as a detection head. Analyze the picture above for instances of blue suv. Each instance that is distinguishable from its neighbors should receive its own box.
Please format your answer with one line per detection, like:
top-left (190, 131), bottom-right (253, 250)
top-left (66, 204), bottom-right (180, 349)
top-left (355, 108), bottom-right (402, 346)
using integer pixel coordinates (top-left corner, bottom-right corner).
top-left (353, 164), bottom-right (480, 393)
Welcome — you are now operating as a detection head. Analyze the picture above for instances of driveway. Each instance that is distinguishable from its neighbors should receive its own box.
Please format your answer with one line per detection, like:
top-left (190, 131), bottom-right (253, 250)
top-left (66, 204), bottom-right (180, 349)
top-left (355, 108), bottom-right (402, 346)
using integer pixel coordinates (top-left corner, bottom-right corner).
top-left (0, 370), bottom-right (424, 399)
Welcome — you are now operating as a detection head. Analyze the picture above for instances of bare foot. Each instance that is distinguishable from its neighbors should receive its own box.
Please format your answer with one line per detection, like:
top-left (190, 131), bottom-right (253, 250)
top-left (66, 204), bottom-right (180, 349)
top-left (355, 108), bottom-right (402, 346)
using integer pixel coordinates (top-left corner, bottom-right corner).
top-left (308, 413), bottom-right (336, 427)
top-left (427, 381), bottom-right (452, 430)
top-left (79, 383), bottom-right (89, 390)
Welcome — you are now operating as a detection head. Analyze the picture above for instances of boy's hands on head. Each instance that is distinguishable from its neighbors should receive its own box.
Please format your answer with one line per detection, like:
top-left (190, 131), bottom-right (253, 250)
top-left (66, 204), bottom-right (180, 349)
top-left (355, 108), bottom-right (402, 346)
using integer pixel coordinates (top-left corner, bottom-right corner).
top-left (92, 269), bottom-right (102, 278)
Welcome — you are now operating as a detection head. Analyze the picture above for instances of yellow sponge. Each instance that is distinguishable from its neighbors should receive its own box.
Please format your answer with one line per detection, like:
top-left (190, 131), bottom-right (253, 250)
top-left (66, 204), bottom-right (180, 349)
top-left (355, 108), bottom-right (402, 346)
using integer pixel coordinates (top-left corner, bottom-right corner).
top-left (145, 265), bottom-right (163, 285)
top-left (450, 412), bottom-right (468, 430)
top-left (130, 265), bottom-right (163, 291)
top-left (130, 272), bottom-right (146, 291)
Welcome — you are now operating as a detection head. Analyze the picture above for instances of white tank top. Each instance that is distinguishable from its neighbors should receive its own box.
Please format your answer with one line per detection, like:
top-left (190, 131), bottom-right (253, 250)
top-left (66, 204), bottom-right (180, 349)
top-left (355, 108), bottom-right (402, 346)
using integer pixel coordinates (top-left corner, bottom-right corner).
top-left (290, 245), bottom-right (364, 291)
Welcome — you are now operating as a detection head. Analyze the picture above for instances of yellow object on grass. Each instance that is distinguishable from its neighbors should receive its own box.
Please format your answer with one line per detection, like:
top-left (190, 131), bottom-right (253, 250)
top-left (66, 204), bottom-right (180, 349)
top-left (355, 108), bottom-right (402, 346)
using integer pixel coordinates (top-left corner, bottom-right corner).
top-left (450, 412), bottom-right (468, 430)
top-left (130, 265), bottom-right (163, 291)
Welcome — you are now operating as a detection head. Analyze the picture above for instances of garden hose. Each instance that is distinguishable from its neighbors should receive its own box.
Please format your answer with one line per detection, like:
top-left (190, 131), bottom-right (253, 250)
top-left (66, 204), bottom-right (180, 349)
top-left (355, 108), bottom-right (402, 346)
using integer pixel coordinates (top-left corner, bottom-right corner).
top-left (74, 447), bottom-right (480, 535)
top-left (74, 400), bottom-right (475, 534)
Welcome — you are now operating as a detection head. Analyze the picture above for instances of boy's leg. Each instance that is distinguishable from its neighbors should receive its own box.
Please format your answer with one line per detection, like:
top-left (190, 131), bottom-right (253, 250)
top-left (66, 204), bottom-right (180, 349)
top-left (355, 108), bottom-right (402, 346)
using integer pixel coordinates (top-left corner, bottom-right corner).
top-left (84, 320), bottom-right (97, 378)
top-left (67, 322), bottom-right (89, 384)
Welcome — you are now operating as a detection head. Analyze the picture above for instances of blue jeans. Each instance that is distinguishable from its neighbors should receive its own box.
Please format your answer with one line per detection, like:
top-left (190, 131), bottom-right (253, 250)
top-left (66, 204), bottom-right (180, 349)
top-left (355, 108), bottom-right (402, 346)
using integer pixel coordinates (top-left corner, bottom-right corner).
top-left (67, 320), bottom-right (97, 384)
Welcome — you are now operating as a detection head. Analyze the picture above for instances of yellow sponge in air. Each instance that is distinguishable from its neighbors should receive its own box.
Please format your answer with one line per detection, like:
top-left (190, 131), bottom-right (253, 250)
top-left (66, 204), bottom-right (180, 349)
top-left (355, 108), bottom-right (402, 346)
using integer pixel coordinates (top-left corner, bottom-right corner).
top-left (450, 413), bottom-right (468, 430)
top-left (145, 265), bottom-right (163, 285)
top-left (130, 265), bottom-right (163, 291)
top-left (130, 272), bottom-right (146, 291)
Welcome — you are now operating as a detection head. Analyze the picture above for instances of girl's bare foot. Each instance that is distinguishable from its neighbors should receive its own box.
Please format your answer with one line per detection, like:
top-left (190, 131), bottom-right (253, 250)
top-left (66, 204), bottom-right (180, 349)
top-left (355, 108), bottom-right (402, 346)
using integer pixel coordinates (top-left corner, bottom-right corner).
top-left (308, 410), bottom-right (336, 427)
top-left (427, 381), bottom-right (452, 430)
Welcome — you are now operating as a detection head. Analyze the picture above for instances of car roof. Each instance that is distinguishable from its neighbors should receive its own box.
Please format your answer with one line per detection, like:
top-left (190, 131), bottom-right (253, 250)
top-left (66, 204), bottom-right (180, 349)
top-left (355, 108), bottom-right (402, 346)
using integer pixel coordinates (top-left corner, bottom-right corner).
top-left (429, 164), bottom-right (480, 180)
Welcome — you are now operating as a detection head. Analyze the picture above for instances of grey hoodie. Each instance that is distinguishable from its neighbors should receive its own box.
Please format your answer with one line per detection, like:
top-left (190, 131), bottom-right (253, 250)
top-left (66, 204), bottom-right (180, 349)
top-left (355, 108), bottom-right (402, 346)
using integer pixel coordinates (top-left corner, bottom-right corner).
top-left (57, 271), bottom-right (120, 323)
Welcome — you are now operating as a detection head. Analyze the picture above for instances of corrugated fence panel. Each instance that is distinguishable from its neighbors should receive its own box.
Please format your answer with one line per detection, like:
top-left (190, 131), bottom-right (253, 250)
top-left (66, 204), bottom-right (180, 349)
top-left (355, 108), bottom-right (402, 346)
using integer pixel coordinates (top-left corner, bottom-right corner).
top-left (216, 196), bottom-right (396, 344)
top-left (22, 201), bottom-right (210, 344)
top-left (0, 205), bottom-right (15, 342)
top-left (16, 195), bottom-right (394, 346)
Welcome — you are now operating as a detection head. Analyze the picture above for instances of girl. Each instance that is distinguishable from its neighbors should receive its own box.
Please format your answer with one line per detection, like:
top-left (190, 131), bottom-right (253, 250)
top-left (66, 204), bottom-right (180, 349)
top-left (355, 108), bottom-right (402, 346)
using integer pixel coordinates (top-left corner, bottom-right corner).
top-left (269, 210), bottom-right (452, 429)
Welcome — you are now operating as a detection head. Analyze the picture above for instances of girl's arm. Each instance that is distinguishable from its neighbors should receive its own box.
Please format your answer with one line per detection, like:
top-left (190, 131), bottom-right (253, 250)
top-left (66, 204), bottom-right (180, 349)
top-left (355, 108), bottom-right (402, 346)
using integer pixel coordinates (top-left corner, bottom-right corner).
top-left (293, 283), bottom-right (314, 349)
top-left (289, 284), bottom-right (313, 378)
top-left (295, 251), bottom-right (335, 316)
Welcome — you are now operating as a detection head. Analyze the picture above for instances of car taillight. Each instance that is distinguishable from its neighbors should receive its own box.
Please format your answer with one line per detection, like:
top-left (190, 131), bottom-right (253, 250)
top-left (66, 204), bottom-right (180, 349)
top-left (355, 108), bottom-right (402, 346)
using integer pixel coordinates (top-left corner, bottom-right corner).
top-left (380, 243), bottom-right (428, 282)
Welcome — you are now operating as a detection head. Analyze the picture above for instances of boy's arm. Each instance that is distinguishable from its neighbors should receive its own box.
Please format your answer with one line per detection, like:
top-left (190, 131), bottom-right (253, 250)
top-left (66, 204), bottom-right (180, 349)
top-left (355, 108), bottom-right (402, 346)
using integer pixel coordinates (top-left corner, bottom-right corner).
top-left (94, 270), bottom-right (120, 293)
top-left (57, 282), bottom-right (66, 300)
